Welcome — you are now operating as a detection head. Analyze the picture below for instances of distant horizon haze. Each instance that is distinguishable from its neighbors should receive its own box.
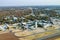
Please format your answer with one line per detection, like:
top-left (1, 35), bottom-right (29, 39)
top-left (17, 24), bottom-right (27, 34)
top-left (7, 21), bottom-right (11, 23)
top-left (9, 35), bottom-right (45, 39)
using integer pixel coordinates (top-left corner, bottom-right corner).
top-left (0, 0), bottom-right (60, 6)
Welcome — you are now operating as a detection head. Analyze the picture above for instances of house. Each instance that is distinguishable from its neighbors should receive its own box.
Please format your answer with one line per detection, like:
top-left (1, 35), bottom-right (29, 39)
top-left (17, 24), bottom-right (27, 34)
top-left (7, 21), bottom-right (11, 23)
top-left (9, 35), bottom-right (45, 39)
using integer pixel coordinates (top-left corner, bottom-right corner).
top-left (0, 23), bottom-right (8, 31)
top-left (40, 14), bottom-right (47, 17)
top-left (38, 20), bottom-right (52, 28)
top-left (50, 17), bottom-right (60, 26)
top-left (43, 23), bottom-right (52, 28)
top-left (13, 17), bottom-right (18, 20)
top-left (20, 20), bottom-right (38, 30)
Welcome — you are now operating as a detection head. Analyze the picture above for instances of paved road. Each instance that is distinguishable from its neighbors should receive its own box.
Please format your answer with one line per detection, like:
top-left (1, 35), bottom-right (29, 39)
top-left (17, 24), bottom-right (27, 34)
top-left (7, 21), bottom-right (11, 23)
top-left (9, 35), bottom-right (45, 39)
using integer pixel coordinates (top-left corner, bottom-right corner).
top-left (36, 32), bottom-right (60, 40)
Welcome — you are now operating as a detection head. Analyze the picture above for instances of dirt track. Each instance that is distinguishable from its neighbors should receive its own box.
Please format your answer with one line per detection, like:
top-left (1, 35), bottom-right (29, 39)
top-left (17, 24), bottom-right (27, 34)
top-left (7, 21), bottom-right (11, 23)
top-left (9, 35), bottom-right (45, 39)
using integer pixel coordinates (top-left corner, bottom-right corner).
top-left (0, 32), bottom-right (19, 40)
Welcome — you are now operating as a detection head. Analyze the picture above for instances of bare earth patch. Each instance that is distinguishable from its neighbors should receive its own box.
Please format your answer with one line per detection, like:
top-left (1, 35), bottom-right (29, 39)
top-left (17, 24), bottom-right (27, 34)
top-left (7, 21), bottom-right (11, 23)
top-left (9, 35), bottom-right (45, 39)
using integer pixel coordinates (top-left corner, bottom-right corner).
top-left (0, 32), bottom-right (19, 40)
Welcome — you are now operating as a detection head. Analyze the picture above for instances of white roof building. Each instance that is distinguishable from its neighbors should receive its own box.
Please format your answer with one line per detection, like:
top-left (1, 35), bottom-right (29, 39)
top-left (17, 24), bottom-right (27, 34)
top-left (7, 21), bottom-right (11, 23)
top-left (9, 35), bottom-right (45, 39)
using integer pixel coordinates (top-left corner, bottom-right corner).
top-left (50, 17), bottom-right (60, 26)
top-left (40, 14), bottom-right (47, 17)
top-left (44, 23), bottom-right (52, 28)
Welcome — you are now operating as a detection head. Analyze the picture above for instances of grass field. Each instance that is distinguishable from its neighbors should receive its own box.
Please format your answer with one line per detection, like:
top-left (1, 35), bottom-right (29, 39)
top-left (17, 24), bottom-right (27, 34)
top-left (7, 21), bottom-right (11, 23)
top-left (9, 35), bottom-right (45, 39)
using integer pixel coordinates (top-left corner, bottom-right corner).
top-left (18, 28), bottom-right (60, 40)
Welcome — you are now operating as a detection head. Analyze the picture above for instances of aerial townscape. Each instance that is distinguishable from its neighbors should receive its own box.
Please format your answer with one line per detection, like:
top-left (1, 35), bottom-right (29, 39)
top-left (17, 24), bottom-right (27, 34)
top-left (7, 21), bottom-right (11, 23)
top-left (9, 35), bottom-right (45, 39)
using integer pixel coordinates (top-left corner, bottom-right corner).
top-left (0, 6), bottom-right (60, 40)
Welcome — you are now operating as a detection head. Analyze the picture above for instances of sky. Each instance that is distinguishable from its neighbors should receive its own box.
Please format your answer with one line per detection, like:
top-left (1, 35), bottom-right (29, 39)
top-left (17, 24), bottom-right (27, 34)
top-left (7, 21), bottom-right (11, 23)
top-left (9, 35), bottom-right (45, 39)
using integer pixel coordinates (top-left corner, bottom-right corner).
top-left (0, 0), bottom-right (60, 6)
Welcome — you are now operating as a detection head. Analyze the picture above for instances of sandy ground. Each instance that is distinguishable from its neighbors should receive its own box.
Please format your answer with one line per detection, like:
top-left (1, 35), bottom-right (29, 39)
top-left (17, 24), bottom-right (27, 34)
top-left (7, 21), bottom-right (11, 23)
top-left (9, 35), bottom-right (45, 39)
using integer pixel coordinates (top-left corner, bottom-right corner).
top-left (14, 28), bottom-right (45, 37)
top-left (52, 25), bottom-right (60, 29)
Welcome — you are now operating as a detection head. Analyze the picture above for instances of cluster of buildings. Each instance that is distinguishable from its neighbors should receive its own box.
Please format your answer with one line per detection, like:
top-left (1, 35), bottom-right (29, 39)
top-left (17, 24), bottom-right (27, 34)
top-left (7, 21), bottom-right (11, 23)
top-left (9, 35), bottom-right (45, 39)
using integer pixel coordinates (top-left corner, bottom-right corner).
top-left (11, 18), bottom-right (53, 30)
top-left (0, 8), bottom-right (60, 31)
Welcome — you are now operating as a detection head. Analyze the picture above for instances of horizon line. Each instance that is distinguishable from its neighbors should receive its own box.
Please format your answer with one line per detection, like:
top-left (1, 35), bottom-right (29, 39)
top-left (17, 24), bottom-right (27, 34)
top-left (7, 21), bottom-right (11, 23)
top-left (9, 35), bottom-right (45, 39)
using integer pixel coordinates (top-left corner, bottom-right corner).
top-left (0, 5), bottom-right (60, 7)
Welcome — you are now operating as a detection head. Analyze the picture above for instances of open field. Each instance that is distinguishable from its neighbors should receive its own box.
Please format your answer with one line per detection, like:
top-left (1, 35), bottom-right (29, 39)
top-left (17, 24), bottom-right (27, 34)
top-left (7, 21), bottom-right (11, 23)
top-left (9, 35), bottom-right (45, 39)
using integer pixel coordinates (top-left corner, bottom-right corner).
top-left (0, 25), bottom-right (60, 40)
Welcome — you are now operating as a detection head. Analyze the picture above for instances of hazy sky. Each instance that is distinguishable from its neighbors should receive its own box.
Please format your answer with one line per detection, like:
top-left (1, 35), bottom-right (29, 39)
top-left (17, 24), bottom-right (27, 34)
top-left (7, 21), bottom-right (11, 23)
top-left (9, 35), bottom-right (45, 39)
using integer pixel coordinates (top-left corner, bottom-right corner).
top-left (0, 0), bottom-right (60, 6)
